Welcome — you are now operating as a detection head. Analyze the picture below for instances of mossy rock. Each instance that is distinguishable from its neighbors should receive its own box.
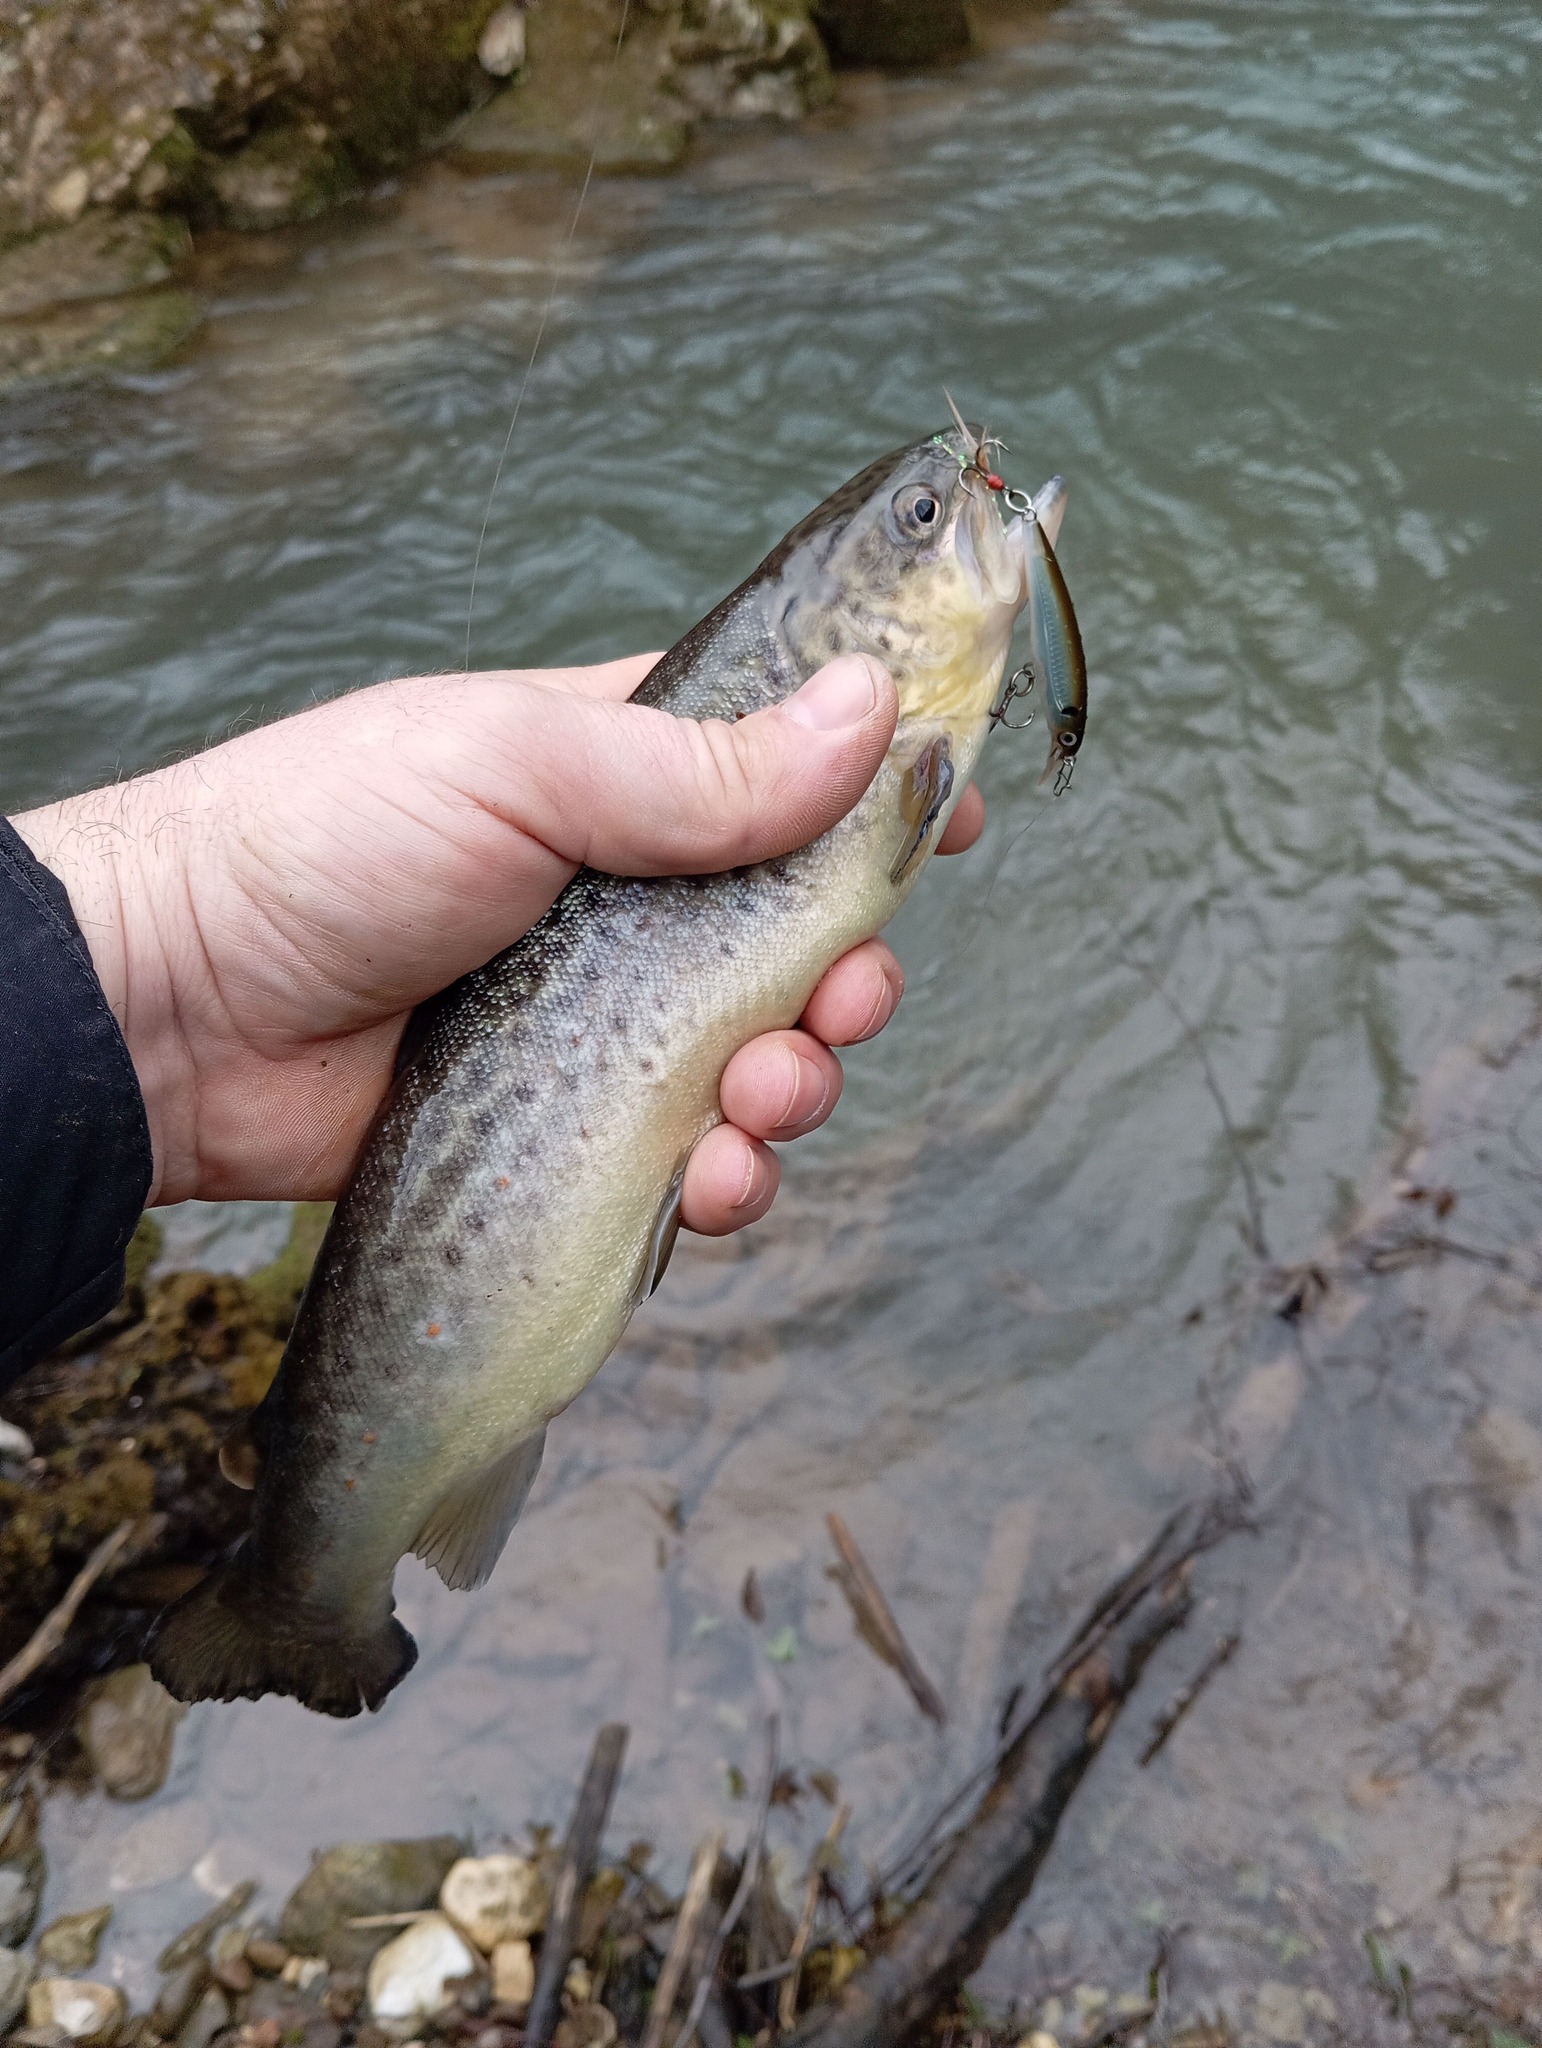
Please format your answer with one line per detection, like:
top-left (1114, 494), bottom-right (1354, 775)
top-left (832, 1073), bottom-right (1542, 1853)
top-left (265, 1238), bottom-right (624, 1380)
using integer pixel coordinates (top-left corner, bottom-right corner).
top-left (280, 1836), bottom-right (466, 1968)
top-left (0, 1203), bottom-right (330, 1720)
top-left (0, 212), bottom-right (191, 322)
top-left (447, 0), bottom-right (692, 172)
top-left (0, 289), bottom-right (203, 399)
top-left (813, 0), bottom-right (970, 65)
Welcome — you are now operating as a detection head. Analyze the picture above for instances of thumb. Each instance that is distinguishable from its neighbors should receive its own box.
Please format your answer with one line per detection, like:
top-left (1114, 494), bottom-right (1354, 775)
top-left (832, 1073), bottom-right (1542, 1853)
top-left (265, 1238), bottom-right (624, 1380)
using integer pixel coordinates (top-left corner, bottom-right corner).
top-left (499, 653), bottom-right (900, 875)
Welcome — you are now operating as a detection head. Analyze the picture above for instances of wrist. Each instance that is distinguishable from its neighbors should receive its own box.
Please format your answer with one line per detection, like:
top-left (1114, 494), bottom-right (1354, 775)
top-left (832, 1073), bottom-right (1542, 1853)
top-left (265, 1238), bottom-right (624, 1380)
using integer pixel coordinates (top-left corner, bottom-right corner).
top-left (13, 773), bottom-right (195, 1207)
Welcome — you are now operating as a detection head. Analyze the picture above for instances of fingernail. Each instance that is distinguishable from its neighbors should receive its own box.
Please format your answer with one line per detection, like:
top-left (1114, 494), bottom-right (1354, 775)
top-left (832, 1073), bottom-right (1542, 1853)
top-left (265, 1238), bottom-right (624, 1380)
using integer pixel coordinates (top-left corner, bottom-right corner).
top-left (854, 962), bottom-right (903, 1044)
top-left (772, 1044), bottom-right (831, 1134)
top-left (784, 655), bottom-right (881, 733)
top-left (733, 1145), bottom-right (774, 1211)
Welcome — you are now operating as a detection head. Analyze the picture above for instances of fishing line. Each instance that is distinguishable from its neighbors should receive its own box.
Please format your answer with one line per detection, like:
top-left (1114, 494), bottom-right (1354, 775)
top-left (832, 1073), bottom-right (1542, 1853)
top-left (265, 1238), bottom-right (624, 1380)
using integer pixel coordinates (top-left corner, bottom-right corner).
top-left (463, 0), bottom-right (634, 675)
top-left (914, 789), bottom-right (1054, 995)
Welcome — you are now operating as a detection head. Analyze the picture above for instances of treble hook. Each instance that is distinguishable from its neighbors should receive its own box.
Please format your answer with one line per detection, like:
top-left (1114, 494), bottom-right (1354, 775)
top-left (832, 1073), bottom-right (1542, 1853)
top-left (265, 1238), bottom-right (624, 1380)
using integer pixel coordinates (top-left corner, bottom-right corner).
top-left (990, 662), bottom-right (1037, 731)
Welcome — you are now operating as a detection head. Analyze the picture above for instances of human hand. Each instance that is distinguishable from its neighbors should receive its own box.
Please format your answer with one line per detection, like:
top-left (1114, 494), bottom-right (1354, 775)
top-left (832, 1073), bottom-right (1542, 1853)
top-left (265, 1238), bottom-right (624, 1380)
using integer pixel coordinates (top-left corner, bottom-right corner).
top-left (13, 653), bottom-right (983, 1233)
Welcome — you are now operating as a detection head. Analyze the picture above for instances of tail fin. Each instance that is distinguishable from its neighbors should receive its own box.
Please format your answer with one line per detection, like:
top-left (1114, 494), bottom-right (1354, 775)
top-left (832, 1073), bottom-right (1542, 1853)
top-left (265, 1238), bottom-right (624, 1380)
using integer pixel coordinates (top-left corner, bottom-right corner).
top-left (146, 1551), bottom-right (417, 1719)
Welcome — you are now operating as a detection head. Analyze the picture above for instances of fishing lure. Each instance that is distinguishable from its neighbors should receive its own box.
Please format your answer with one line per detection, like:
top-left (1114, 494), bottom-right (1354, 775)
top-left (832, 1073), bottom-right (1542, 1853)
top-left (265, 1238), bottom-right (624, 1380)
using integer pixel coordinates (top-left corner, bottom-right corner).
top-left (939, 390), bottom-right (1088, 789)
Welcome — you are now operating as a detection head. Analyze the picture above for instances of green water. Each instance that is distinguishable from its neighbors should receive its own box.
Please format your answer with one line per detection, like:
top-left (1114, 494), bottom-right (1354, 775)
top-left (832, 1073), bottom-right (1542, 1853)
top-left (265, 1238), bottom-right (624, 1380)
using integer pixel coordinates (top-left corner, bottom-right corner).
top-left (6, 0), bottom-right (1542, 2029)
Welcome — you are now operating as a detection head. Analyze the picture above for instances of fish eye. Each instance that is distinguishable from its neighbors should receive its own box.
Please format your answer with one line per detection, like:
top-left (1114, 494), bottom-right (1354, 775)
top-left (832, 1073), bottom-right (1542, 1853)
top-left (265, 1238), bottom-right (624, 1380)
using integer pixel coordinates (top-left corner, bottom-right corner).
top-left (891, 485), bottom-right (941, 539)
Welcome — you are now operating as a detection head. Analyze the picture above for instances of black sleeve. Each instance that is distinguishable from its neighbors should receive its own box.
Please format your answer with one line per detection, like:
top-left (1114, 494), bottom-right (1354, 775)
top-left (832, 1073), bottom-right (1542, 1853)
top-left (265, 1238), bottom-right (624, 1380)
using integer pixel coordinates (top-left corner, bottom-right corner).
top-left (0, 817), bottom-right (153, 1391)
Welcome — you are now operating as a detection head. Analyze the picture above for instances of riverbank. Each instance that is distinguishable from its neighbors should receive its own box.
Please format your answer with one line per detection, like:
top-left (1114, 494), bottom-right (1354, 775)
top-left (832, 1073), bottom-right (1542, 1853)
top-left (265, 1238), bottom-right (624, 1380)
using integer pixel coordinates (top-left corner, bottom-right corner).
top-left (0, 0), bottom-right (1039, 394)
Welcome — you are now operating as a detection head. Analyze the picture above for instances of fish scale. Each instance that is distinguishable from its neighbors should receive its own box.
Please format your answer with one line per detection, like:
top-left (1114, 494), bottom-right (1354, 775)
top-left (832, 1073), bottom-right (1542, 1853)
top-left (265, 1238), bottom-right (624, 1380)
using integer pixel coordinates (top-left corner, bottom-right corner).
top-left (146, 428), bottom-right (1064, 1717)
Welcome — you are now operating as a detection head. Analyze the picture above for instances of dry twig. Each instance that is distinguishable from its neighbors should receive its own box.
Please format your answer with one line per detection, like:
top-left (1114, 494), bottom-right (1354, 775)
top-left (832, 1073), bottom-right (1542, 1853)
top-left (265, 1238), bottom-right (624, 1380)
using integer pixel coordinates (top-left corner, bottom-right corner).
top-left (642, 1831), bottom-right (724, 2048)
top-left (826, 1513), bottom-right (945, 1725)
top-left (673, 1715), bottom-right (778, 2048)
top-left (0, 1519), bottom-right (142, 1708)
top-left (525, 1722), bottom-right (628, 2047)
top-left (1139, 1632), bottom-right (1240, 1766)
top-left (779, 1802), bottom-right (852, 2029)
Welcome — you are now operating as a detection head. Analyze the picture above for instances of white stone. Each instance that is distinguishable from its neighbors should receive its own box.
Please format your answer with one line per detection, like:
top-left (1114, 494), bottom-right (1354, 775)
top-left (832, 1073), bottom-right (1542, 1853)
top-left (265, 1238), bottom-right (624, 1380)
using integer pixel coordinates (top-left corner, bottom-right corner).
top-left (0, 1420), bottom-right (33, 1462)
top-left (1254, 1980), bottom-right (1307, 2045)
top-left (27, 1977), bottom-right (127, 2045)
top-left (45, 168), bottom-right (91, 222)
top-left (490, 1938), bottom-right (533, 2010)
top-left (366, 1913), bottom-right (477, 2026)
top-left (477, 5), bottom-right (526, 77)
top-left (439, 1856), bottom-right (547, 1951)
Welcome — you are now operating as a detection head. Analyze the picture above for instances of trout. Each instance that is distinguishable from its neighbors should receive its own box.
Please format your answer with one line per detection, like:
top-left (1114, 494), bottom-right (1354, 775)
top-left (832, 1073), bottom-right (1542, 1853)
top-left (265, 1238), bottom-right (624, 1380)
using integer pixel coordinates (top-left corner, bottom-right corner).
top-left (147, 429), bottom-right (1068, 1716)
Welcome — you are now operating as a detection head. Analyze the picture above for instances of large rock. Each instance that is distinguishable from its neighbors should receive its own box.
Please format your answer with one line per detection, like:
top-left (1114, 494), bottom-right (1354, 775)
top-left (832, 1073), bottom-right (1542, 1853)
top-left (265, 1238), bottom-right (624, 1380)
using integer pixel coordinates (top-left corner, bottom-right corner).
top-left (0, 0), bottom-right (505, 240)
top-left (447, 0), bottom-right (829, 173)
top-left (813, 0), bottom-right (969, 66)
top-left (279, 1837), bottom-right (464, 1970)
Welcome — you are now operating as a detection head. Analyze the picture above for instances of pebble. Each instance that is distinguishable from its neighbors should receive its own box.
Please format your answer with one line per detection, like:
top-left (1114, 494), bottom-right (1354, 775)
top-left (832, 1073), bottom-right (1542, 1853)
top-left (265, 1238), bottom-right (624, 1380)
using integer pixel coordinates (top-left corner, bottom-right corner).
top-left (282, 1957), bottom-right (329, 1992)
top-left (0, 1419), bottom-right (34, 1462)
top-left (175, 1983), bottom-right (229, 2048)
top-left (36, 1908), bottom-right (112, 1973)
top-left (477, 4), bottom-right (526, 78)
top-left (280, 1838), bottom-right (463, 1970)
top-left (77, 1665), bottom-right (186, 1802)
top-left (26, 1979), bottom-right (127, 2045)
top-left (150, 1960), bottom-right (211, 2038)
top-left (365, 1914), bottom-right (478, 2027)
top-left (438, 1857), bottom-right (548, 1952)
top-left (0, 1946), bottom-right (33, 2032)
top-left (0, 1861), bottom-right (43, 1948)
top-left (552, 2005), bottom-right (616, 2048)
top-left (246, 1937), bottom-right (290, 1975)
top-left (1017, 2035), bottom-right (1058, 2048)
top-left (488, 1940), bottom-right (533, 2011)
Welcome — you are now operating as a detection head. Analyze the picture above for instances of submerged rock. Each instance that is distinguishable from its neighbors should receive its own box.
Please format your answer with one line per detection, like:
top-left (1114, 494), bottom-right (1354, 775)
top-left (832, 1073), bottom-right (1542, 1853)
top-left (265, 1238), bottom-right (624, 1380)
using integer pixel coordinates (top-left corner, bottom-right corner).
top-left (0, 1789), bottom-right (44, 1948)
top-left (439, 1856), bottom-right (548, 1951)
top-left (670, 0), bottom-right (832, 122)
top-left (174, 1982), bottom-right (229, 2048)
top-left (0, 214), bottom-right (191, 323)
top-left (0, 289), bottom-right (203, 396)
top-left (280, 1837), bottom-right (463, 1970)
top-left (36, 1907), bottom-right (112, 1973)
top-left (78, 1664), bottom-right (186, 1801)
top-left (812, 0), bottom-right (969, 65)
top-left (0, 1947), bottom-right (33, 2033)
top-left (25, 1978), bottom-right (127, 2045)
top-left (364, 1913), bottom-right (478, 2026)
top-left (149, 1959), bottom-right (212, 2039)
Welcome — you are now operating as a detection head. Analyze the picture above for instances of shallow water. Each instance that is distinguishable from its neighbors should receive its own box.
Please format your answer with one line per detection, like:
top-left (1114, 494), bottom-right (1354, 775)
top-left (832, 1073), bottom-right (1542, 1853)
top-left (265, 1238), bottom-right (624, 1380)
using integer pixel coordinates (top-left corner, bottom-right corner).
top-left (4, 0), bottom-right (1542, 2030)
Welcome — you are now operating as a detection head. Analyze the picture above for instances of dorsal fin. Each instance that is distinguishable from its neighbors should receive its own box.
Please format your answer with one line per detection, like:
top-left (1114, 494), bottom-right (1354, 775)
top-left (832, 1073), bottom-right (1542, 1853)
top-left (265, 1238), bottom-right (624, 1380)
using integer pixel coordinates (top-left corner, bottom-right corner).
top-left (411, 1431), bottom-right (547, 1592)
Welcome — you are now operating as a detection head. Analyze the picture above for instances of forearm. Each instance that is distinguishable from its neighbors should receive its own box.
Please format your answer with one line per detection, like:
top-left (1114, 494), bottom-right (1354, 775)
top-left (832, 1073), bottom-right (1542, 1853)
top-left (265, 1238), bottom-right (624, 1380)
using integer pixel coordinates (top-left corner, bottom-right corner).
top-left (0, 815), bottom-right (153, 1384)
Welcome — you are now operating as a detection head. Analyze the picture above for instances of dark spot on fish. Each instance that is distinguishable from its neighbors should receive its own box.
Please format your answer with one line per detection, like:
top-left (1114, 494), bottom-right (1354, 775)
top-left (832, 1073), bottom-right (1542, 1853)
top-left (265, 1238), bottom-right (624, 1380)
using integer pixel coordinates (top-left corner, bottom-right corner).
top-left (580, 1126), bottom-right (591, 1140)
top-left (721, 941), bottom-right (734, 955)
top-left (496, 1175), bottom-right (511, 1189)
top-left (362, 1430), bottom-right (377, 1443)
top-left (521, 1270), bottom-right (535, 1287)
top-left (475, 1108), bottom-right (498, 1137)
top-left (514, 1083), bottom-right (534, 1103)
top-left (637, 916), bottom-right (654, 932)
top-left (344, 1477), bottom-right (355, 1491)
top-left (445, 1244), bottom-right (463, 1266)
top-left (639, 1057), bottom-right (654, 1073)
top-left (467, 1212), bottom-right (486, 1233)
top-left (570, 1032), bottom-right (582, 1046)
top-left (384, 1245), bottom-right (405, 1265)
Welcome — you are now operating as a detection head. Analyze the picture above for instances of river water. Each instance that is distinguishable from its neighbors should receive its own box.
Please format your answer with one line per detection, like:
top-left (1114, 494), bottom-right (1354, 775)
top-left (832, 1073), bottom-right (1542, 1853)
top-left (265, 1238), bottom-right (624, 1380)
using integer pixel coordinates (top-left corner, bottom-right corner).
top-left (4, 0), bottom-right (1541, 2034)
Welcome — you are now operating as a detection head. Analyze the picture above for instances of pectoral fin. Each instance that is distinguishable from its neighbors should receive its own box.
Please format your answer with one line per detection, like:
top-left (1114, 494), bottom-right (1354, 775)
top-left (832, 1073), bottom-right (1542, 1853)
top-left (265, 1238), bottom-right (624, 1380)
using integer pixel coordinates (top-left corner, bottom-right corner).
top-left (890, 733), bottom-right (955, 883)
top-left (412, 1429), bottom-right (547, 1592)
top-left (635, 1165), bottom-right (685, 1306)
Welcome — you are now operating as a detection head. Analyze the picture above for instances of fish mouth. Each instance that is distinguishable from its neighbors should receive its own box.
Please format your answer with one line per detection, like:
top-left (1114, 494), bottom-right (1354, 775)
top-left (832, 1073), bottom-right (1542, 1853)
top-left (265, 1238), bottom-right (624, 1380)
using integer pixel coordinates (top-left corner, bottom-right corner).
top-left (954, 478), bottom-right (1030, 618)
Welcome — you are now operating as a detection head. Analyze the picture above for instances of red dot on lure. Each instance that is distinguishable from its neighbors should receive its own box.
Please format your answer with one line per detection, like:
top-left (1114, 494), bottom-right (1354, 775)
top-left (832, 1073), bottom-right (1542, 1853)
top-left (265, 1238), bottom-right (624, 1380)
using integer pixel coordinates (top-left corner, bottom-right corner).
top-left (986, 474), bottom-right (1005, 490)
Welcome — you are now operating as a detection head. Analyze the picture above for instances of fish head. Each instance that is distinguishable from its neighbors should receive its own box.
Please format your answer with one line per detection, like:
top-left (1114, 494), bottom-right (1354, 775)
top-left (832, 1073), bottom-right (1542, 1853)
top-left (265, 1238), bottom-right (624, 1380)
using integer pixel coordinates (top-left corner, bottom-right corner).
top-left (773, 428), bottom-right (1031, 730)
